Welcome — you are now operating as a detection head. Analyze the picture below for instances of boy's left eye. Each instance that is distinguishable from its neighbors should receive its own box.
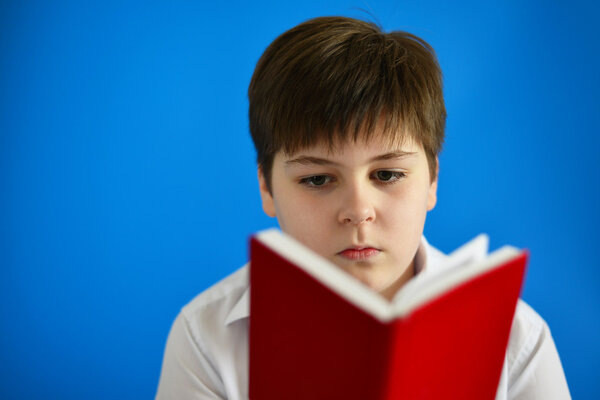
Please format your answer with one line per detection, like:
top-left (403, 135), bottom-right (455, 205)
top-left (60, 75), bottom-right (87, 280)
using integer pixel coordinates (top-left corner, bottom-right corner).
top-left (299, 175), bottom-right (333, 187)
top-left (373, 170), bottom-right (406, 183)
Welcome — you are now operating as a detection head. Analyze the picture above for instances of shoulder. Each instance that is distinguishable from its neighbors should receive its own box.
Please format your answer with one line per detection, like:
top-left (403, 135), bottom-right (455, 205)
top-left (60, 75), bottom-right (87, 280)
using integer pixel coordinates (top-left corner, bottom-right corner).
top-left (179, 264), bottom-right (250, 337)
top-left (508, 300), bottom-right (546, 353)
top-left (504, 300), bottom-right (571, 398)
top-left (182, 264), bottom-right (249, 314)
top-left (505, 300), bottom-right (548, 380)
top-left (156, 265), bottom-right (250, 399)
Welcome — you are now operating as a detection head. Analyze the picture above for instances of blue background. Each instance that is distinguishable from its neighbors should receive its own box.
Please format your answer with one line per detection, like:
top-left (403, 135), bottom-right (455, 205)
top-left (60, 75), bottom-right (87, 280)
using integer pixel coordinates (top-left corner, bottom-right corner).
top-left (1, 1), bottom-right (598, 398)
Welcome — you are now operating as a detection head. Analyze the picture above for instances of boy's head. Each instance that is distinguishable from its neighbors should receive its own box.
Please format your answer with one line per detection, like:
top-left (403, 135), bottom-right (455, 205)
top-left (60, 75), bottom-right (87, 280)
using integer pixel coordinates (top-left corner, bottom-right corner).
top-left (248, 16), bottom-right (446, 299)
top-left (248, 16), bottom-right (445, 193)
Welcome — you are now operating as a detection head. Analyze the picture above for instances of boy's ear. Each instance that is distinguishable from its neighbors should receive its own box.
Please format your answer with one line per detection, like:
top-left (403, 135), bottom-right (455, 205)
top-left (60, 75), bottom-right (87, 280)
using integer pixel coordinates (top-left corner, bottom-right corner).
top-left (427, 159), bottom-right (439, 211)
top-left (258, 166), bottom-right (277, 217)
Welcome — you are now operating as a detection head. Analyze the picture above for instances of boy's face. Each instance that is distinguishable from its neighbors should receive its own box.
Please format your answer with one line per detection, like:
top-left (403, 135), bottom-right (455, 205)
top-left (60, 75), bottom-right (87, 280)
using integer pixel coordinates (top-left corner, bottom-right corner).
top-left (258, 134), bottom-right (437, 300)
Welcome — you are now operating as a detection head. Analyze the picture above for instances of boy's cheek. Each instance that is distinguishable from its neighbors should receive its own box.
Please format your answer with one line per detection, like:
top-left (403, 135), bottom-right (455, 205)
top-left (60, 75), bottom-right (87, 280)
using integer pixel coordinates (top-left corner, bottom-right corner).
top-left (277, 204), bottom-right (334, 246)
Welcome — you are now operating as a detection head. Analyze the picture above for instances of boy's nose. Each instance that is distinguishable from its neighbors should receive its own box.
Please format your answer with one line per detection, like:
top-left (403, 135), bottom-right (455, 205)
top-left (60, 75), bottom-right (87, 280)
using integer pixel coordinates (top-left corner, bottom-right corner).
top-left (337, 185), bottom-right (375, 225)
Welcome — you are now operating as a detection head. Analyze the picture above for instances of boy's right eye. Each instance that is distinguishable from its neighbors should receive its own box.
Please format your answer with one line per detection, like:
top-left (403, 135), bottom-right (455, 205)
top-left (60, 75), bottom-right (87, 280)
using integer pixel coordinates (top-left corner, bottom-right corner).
top-left (299, 175), bottom-right (333, 187)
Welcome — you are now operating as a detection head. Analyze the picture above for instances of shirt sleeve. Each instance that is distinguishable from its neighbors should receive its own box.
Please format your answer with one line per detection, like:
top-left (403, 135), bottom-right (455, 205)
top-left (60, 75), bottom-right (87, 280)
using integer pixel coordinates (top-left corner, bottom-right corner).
top-left (507, 303), bottom-right (571, 400)
top-left (155, 312), bottom-right (227, 400)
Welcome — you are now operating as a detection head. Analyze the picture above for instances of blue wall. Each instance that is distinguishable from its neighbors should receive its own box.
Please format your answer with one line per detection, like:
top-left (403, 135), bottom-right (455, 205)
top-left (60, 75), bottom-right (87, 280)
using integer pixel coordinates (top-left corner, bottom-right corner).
top-left (1, 1), bottom-right (598, 398)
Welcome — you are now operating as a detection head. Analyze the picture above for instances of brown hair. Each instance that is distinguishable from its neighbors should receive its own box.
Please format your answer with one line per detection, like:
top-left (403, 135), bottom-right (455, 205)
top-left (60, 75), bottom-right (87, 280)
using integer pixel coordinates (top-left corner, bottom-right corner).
top-left (248, 16), bottom-right (445, 191)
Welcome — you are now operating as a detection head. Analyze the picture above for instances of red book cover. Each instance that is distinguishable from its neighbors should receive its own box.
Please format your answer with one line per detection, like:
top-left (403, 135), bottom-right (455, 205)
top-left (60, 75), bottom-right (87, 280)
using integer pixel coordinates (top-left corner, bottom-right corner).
top-left (249, 229), bottom-right (527, 400)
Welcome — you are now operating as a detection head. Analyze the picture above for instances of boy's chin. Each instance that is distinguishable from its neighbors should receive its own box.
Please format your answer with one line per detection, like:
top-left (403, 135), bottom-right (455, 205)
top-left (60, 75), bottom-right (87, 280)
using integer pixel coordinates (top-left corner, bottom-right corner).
top-left (349, 267), bottom-right (414, 301)
top-left (337, 264), bottom-right (389, 291)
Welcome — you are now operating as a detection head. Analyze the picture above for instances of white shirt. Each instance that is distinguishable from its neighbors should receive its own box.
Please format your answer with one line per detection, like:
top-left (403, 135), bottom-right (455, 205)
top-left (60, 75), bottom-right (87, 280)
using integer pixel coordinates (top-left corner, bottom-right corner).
top-left (155, 237), bottom-right (571, 399)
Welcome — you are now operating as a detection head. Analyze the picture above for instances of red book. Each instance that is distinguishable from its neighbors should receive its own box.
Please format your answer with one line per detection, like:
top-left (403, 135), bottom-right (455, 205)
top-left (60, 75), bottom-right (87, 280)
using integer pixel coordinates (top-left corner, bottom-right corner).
top-left (249, 229), bottom-right (527, 400)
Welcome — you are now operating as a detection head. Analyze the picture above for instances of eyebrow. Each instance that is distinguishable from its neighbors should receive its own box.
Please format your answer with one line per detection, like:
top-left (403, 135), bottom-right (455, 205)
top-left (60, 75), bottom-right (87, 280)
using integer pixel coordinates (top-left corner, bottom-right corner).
top-left (284, 151), bottom-right (418, 167)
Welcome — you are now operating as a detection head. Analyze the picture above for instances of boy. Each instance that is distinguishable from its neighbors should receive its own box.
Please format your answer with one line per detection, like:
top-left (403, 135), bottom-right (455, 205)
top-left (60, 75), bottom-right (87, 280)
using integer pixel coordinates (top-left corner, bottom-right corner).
top-left (156, 16), bottom-right (570, 399)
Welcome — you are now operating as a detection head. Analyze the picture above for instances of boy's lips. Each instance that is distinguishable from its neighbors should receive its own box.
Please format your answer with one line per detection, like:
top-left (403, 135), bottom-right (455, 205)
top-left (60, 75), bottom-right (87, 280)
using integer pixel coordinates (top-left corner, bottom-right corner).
top-left (337, 247), bottom-right (380, 261)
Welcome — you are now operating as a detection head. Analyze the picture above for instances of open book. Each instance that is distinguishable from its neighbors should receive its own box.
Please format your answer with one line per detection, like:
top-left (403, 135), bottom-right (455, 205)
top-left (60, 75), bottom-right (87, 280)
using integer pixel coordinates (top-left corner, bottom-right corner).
top-left (249, 229), bottom-right (527, 400)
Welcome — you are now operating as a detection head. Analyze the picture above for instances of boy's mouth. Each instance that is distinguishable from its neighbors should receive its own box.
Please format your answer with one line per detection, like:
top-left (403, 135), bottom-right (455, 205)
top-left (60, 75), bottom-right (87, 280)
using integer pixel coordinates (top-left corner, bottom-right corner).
top-left (338, 247), bottom-right (380, 261)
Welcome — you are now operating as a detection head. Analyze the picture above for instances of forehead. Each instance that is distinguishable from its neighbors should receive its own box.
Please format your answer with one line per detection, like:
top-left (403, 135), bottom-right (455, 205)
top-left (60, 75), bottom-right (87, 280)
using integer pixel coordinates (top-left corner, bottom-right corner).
top-left (280, 135), bottom-right (425, 160)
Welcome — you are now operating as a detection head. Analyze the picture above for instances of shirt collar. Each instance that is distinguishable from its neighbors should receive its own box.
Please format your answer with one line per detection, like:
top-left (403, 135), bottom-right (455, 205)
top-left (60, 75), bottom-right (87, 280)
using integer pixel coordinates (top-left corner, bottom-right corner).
top-left (413, 236), bottom-right (429, 275)
top-left (225, 263), bottom-right (250, 326)
top-left (225, 286), bottom-right (250, 325)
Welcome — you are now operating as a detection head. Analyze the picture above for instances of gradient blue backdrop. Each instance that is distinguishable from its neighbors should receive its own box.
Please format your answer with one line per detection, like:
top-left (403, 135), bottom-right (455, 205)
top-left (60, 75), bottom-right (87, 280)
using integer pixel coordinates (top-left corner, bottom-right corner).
top-left (1, 1), bottom-right (598, 398)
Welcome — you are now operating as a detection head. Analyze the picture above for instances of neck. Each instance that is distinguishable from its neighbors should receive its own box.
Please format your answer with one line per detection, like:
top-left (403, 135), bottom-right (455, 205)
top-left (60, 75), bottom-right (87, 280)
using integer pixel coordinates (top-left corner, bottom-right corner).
top-left (379, 259), bottom-right (415, 302)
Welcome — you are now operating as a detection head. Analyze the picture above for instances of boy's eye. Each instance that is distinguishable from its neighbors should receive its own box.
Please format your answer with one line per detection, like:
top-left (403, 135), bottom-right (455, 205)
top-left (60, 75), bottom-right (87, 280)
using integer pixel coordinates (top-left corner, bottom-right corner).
top-left (373, 170), bottom-right (406, 183)
top-left (299, 175), bottom-right (332, 187)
